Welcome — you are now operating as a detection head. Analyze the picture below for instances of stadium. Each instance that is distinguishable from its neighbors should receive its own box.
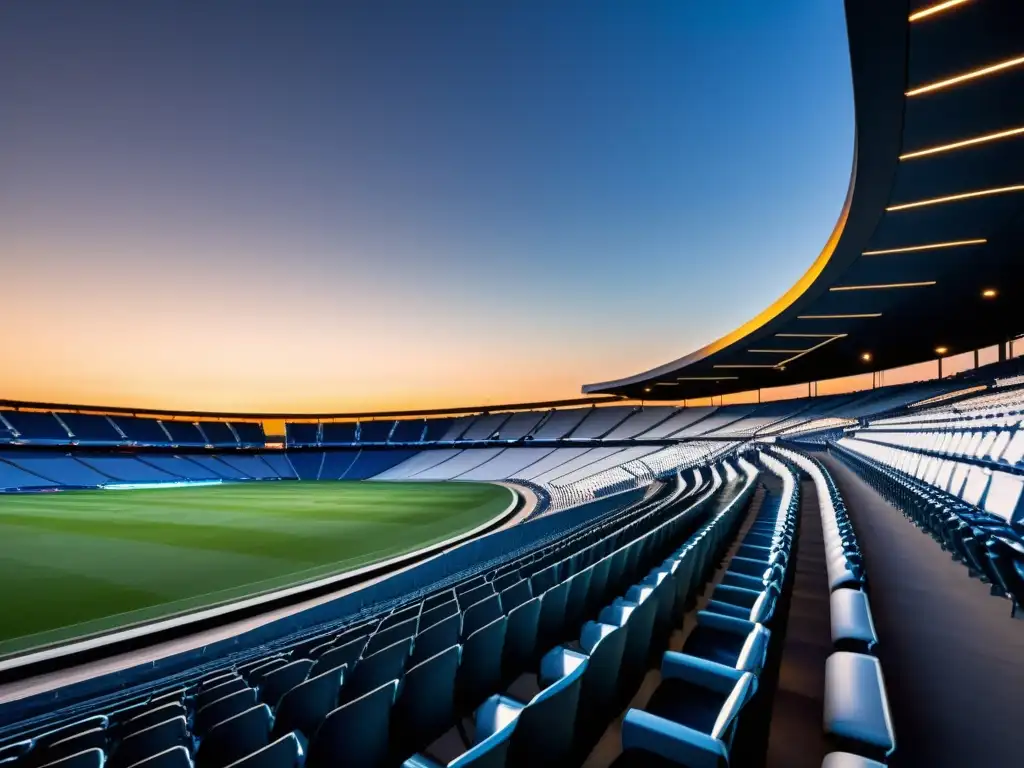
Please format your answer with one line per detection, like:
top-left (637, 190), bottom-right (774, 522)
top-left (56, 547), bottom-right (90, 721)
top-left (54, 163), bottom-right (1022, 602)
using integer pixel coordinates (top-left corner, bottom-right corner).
top-left (1, 1), bottom-right (1023, 768)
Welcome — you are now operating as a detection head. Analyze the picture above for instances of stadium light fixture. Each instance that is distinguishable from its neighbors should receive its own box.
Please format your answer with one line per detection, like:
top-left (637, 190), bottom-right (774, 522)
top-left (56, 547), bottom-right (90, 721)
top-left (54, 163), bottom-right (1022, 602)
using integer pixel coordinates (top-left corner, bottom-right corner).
top-left (909, 0), bottom-right (972, 23)
top-left (887, 185), bottom-right (1024, 211)
top-left (906, 55), bottom-right (1024, 97)
top-left (797, 313), bottom-right (882, 319)
top-left (982, 288), bottom-right (998, 298)
top-left (643, 387), bottom-right (652, 393)
top-left (861, 352), bottom-right (873, 362)
top-left (935, 346), bottom-right (949, 355)
top-left (900, 127), bottom-right (1024, 160)
top-left (829, 281), bottom-right (936, 291)
top-left (862, 238), bottom-right (986, 255)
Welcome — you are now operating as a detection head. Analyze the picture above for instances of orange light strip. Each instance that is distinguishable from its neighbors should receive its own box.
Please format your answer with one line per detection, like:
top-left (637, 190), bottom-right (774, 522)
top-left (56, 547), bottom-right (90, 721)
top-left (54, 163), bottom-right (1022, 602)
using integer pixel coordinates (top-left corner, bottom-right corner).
top-left (909, 0), bottom-right (972, 22)
top-left (798, 313), bottom-right (882, 319)
top-left (901, 127), bottom-right (1024, 160)
top-left (907, 55), bottom-right (1024, 97)
top-left (887, 185), bottom-right (1024, 211)
top-left (862, 238), bottom-right (986, 255)
top-left (712, 365), bottom-right (779, 369)
top-left (676, 376), bottom-right (740, 381)
top-left (830, 281), bottom-right (935, 291)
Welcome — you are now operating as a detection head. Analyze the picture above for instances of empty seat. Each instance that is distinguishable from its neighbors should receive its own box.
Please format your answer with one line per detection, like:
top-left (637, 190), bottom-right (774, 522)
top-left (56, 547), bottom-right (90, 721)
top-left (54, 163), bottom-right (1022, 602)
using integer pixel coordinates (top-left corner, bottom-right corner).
top-left (823, 652), bottom-right (895, 762)
top-left (122, 704), bottom-right (187, 737)
top-left (307, 680), bottom-right (398, 768)
top-left (272, 665), bottom-right (345, 739)
top-left (310, 637), bottom-right (365, 678)
top-left (573, 621), bottom-right (628, 752)
top-left (197, 678), bottom-right (247, 710)
top-left (419, 601), bottom-right (459, 632)
top-left (115, 718), bottom-right (189, 768)
top-left (458, 584), bottom-right (494, 611)
top-left (502, 597), bottom-right (542, 680)
top-left (462, 594), bottom-right (502, 639)
top-left (44, 729), bottom-right (107, 765)
top-left (367, 618), bottom-right (419, 655)
top-left (223, 734), bottom-right (305, 768)
top-left (39, 749), bottom-right (105, 768)
top-left (830, 590), bottom-right (879, 653)
top-left (401, 695), bottom-right (518, 768)
top-left (196, 688), bottom-right (258, 736)
top-left (392, 646), bottom-right (462, 757)
top-left (618, 655), bottom-right (756, 767)
top-left (411, 613), bottom-right (461, 666)
top-left (259, 660), bottom-right (313, 709)
top-left (457, 618), bottom-right (507, 714)
top-left (342, 638), bottom-right (412, 704)
top-left (124, 747), bottom-right (192, 768)
top-left (247, 659), bottom-right (289, 687)
top-left (196, 705), bottom-right (272, 768)
top-left (681, 612), bottom-right (771, 675)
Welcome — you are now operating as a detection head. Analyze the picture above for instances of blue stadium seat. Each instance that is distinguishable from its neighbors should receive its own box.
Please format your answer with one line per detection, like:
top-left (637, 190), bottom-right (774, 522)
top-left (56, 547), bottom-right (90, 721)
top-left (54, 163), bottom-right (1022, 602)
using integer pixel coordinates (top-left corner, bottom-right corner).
top-left (271, 665), bottom-right (345, 740)
top-left (196, 705), bottom-right (272, 768)
top-left (618, 656), bottom-right (756, 768)
top-left (306, 680), bottom-right (398, 768)
top-left (341, 638), bottom-right (412, 704)
top-left (223, 734), bottom-right (303, 768)
top-left (457, 617), bottom-right (507, 714)
top-left (392, 645), bottom-right (462, 758)
top-left (123, 746), bottom-right (192, 768)
top-left (39, 748), bottom-right (106, 768)
top-left (114, 717), bottom-right (189, 768)
top-left (823, 652), bottom-right (895, 763)
top-left (196, 688), bottom-right (258, 736)
top-left (258, 660), bottom-right (313, 709)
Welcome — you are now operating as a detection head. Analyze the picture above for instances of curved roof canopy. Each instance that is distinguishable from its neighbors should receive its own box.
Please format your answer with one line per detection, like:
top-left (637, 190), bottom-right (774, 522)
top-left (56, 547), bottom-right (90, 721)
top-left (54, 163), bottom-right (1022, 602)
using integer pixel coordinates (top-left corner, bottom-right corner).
top-left (584, 0), bottom-right (1024, 400)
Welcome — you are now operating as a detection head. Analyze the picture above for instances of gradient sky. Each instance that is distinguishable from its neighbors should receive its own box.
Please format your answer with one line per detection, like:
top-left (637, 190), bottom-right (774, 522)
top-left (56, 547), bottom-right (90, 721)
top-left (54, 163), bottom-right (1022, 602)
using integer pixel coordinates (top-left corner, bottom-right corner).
top-left (0, 1), bottom-right (854, 413)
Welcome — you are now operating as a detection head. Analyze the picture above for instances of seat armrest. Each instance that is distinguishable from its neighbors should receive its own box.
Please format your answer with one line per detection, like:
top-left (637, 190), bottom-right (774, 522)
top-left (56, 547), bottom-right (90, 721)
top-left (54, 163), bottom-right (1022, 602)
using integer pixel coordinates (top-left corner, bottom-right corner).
top-left (621, 709), bottom-right (728, 768)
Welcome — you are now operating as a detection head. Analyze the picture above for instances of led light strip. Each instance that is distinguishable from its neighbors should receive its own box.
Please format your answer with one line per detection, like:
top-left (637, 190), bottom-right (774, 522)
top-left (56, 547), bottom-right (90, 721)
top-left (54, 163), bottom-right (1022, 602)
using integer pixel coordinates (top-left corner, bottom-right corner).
top-left (887, 185), bottom-right (1024, 211)
top-left (748, 349), bottom-right (808, 354)
top-left (676, 376), bottom-right (740, 381)
top-left (797, 313), bottom-right (882, 319)
top-left (909, 0), bottom-right (972, 22)
top-left (862, 238), bottom-right (986, 255)
top-left (776, 335), bottom-right (846, 366)
top-left (907, 55), bottom-right (1024, 97)
top-left (776, 333), bottom-right (848, 338)
top-left (712, 364), bottom-right (778, 369)
top-left (901, 127), bottom-right (1024, 160)
top-left (830, 281), bottom-right (935, 291)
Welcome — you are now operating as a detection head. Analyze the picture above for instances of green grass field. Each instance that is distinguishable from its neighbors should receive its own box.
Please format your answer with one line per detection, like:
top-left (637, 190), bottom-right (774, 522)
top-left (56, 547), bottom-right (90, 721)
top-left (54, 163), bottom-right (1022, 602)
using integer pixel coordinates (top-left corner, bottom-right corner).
top-left (0, 481), bottom-right (511, 656)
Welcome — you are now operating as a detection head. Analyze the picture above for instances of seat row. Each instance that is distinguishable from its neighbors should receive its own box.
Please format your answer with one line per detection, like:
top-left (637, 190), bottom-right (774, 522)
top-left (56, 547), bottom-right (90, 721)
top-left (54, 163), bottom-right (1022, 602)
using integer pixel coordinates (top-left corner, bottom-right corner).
top-left (612, 451), bottom-right (796, 766)
top-left (399, 461), bottom-right (758, 767)
top-left (773, 447), bottom-right (895, 767)
top-left (0, 465), bottom-right (743, 768)
top-left (833, 440), bottom-right (1024, 619)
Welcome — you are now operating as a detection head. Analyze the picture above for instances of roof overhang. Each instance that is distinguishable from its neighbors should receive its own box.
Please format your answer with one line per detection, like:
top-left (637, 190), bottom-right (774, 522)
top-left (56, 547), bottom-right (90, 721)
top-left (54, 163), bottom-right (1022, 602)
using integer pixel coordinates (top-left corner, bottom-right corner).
top-left (583, 0), bottom-right (1024, 400)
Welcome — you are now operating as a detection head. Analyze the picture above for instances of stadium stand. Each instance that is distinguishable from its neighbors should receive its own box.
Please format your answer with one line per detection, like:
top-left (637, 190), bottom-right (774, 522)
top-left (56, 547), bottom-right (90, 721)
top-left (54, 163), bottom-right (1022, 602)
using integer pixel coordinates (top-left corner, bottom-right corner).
top-left (359, 422), bottom-right (395, 444)
top-left (321, 423), bottom-right (357, 446)
top-left (232, 423), bottom-right (267, 448)
top-left (56, 414), bottom-right (124, 445)
top-left (0, 411), bottom-right (70, 443)
top-left (389, 420), bottom-right (426, 444)
top-left (2, 453), bottom-right (111, 487)
top-left (109, 417), bottom-right (170, 446)
top-left (161, 421), bottom-right (207, 447)
top-left (199, 422), bottom-right (240, 448)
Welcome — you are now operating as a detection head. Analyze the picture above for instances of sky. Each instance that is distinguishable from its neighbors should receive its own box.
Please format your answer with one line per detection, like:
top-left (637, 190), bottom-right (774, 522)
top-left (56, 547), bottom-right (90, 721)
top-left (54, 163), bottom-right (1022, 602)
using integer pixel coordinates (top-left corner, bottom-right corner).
top-left (0, 1), bottom-right (854, 413)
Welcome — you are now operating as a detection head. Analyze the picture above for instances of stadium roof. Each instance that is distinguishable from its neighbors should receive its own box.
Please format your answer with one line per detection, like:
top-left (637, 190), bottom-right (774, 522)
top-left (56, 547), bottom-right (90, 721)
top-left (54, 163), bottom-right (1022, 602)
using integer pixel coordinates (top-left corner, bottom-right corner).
top-left (584, 0), bottom-right (1024, 401)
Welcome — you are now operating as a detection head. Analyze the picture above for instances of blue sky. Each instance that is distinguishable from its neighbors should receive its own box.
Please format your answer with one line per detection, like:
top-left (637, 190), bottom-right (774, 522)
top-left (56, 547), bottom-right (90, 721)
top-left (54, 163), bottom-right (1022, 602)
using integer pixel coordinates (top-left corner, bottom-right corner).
top-left (0, 1), bottom-right (854, 411)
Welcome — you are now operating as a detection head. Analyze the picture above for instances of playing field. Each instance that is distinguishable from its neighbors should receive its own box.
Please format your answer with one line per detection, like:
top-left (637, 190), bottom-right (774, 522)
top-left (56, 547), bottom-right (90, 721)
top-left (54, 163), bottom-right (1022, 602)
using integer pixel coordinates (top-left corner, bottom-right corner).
top-left (0, 481), bottom-right (512, 656)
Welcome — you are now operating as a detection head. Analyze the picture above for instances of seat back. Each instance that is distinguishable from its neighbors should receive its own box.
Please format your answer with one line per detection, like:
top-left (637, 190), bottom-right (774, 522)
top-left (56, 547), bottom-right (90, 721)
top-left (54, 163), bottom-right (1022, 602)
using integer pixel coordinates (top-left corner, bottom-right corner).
top-left (502, 597), bottom-right (542, 678)
top-left (196, 706), bottom-right (272, 768)
top-left (196, 688), bottom-right (257, 736)
top-left (507, 649), bottom-right (588, 767)
top-left (259, 661), bottom-right (314, 709)
top-left (222, 733), bottom-right (304, 768)
top-left (272, 665), bottom-right (345, 740)
top-left (411, 613), bottom-right (461, 666)
top-left (462, 594), bottom-right (502, 639)
top-left (123, 747), bottom-right (192, 768)
top-left (458, 618), bottom-right (508, 713)
top-left (39, 749), bottom-right (105, 768)
top-left (343, 638), bottom-right (412, 703)
top-left (307, 680), bottom-right (398, 768)
top-left (310, 636), bottom-right (365, 678)
top-left (392, 645), bottom-right (461, 756)
top-left (115, 718), bottom-right (188, 768)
